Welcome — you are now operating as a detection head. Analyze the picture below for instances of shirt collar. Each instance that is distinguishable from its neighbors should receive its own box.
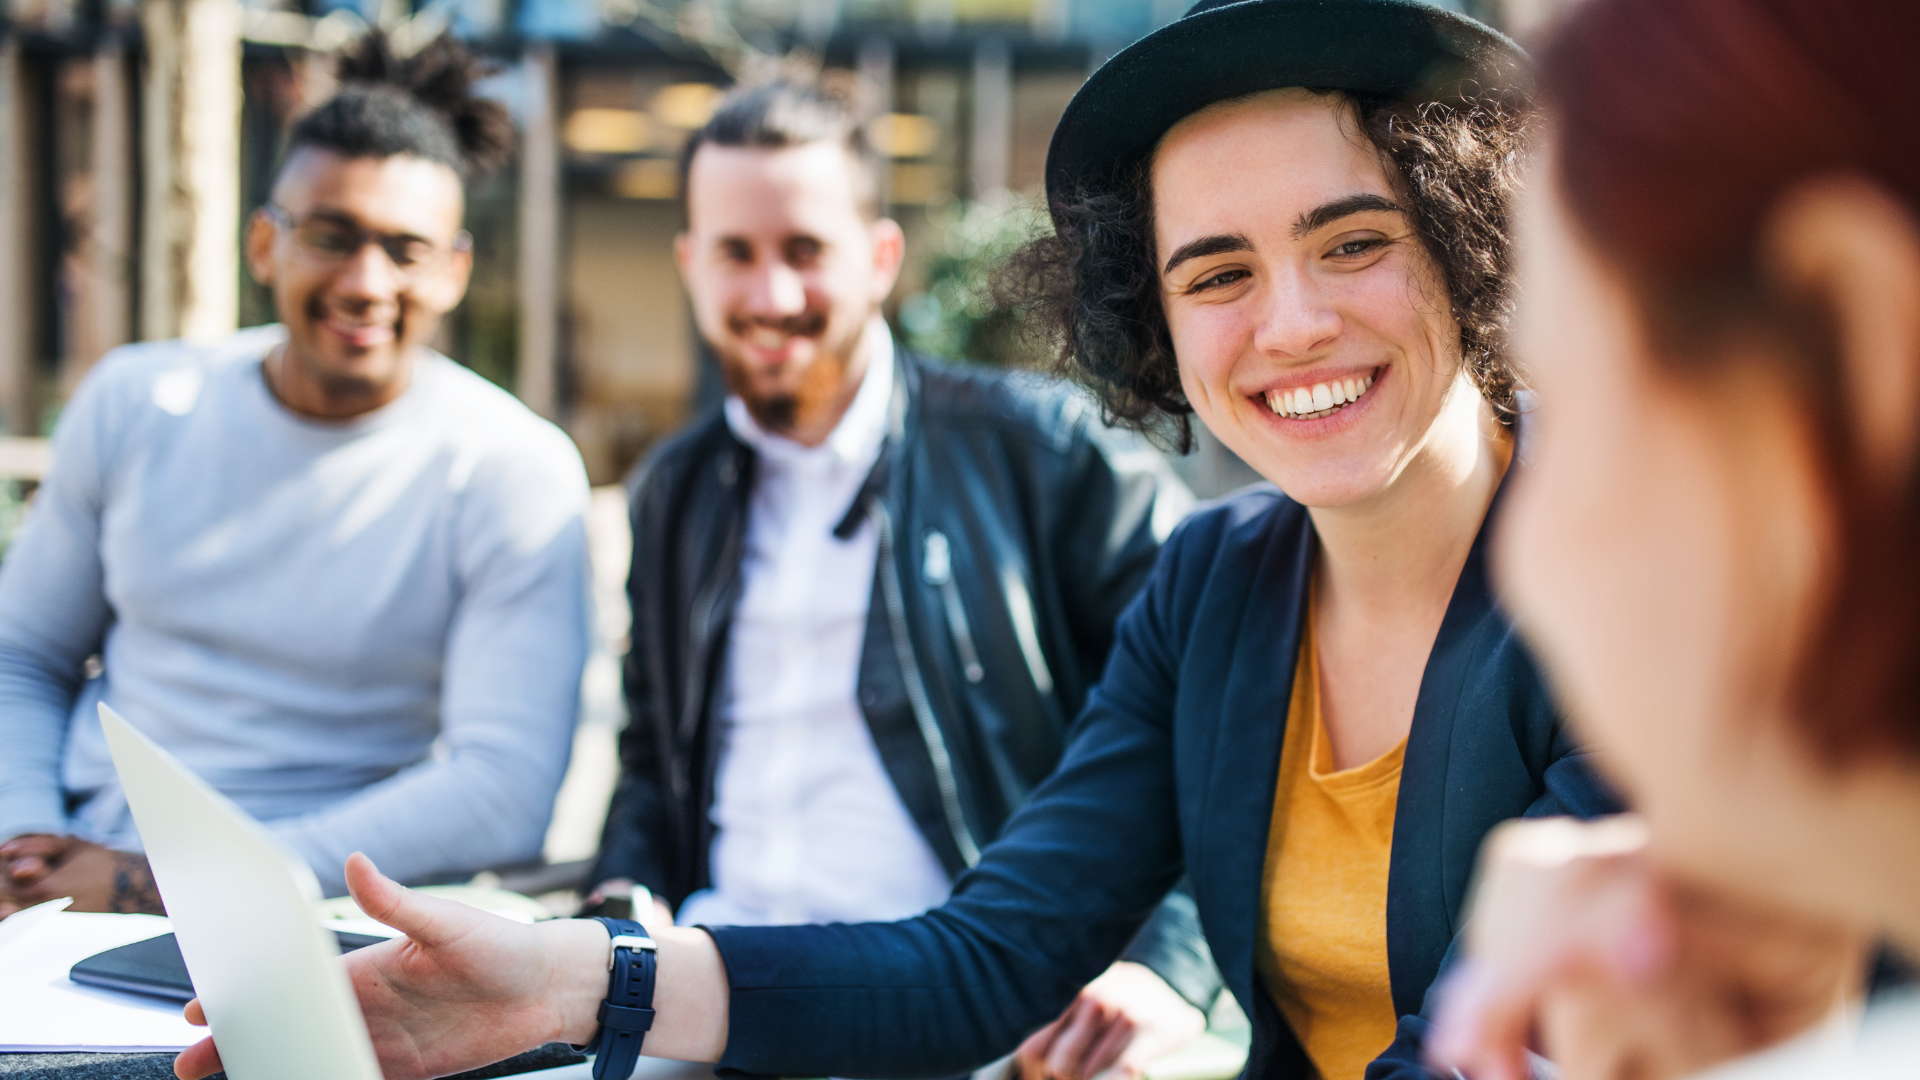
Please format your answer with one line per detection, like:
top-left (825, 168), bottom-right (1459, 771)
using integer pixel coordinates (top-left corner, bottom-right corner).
top-left (724, 319), bottom-right (895, 472)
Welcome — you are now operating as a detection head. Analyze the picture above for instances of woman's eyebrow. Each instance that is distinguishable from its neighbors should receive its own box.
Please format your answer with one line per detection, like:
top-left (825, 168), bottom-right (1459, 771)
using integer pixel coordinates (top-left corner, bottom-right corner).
top-left (1291, 193), bottom-right (1405, 238)
top-left (1162, 232), bottom-right (1253, 275)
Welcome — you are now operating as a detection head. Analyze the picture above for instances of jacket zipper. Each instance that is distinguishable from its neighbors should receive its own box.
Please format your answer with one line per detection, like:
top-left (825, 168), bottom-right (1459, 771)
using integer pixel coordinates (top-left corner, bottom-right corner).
top-left (874, 506), bottom-right (982, 868)
top-left (921, 530), bottom-right (985, 684)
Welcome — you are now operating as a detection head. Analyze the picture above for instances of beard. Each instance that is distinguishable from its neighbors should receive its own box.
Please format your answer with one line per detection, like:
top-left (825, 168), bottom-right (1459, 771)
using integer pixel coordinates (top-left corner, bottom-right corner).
top-left (717, 308), bottom-right (868, 437)
top-left (753, 393), bottom-right (799, 431)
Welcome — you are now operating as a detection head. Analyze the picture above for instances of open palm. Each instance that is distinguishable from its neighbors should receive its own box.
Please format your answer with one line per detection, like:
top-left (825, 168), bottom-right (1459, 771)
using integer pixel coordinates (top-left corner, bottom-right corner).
top-left (174, 853), bottom-right (606, 1080)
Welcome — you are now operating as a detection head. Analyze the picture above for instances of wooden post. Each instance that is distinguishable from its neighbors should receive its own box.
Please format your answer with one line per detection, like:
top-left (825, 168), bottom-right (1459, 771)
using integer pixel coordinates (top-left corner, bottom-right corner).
top-left (86, 39), bottom-right (135, 367)
top-left (516, 44), bottom-right (560, 419)
top-left (970, 38), bottom-right (1012, 202)
top-left (0, 39), bottom-right (33, 435)
top-left (139, 0), bottom-right (240, 344)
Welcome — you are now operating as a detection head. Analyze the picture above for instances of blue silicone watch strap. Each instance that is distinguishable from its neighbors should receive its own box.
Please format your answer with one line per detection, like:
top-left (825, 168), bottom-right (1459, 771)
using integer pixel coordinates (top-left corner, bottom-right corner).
top-left (589, 916), bottom-right (656, 1080)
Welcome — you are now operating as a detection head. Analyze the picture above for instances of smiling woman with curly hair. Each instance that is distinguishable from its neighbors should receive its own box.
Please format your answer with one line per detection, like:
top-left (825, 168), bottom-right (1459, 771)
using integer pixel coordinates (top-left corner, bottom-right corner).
top-left (1006, 90), bottom-right (1529, 448)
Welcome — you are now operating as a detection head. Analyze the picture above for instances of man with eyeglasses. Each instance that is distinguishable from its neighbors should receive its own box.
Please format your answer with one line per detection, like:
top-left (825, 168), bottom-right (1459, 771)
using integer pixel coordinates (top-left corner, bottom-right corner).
top-left (0, 37), bottom-right (590, 917)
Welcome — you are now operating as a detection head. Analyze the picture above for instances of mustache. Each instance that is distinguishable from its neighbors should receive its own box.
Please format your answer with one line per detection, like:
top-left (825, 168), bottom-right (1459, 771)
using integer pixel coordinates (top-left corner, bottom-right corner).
top-left (726, 312), bottom-right (827, 337)
top-left (309, 296), bottom-right (403, 328)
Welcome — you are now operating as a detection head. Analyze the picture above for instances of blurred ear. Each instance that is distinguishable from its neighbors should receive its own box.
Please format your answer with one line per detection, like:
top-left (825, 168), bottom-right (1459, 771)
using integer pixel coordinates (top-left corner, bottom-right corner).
top-left (1763, 176), bottom-right (1920, 492)
top-left (869, 216), bottom-right (906, 305)
top-left (408, 246), bottom-right (472, 317)
top-left (243, 209), bottom-right (278, 286)
top-left (673, 231), bottom-right (693, 287)
top-left (443, 242), bottom-right (474, 308)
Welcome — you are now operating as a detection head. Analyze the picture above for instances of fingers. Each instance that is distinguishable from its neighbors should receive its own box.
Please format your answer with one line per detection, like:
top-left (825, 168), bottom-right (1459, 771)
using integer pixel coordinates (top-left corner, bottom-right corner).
top-left (6, 855), bottom-right (48, 884)
top-left (1045, 997), bottom-right (1113, 1080)
top-left (1076, 1013), bottom-right (1138, 1080)
top-left (1016, 1017), bottom-right (1065, 1080)
top-left (1428, 960), bottom-right (1534, 1080)
top-left (2, 834), bottom-right (71, 886)
top-left (184, 998), bottom-right (206, 1026)
top-left (650, 897), bottom-right (677, 934)
top-left (172, 1036), bottom-right (223, 1080)
top-left (343, 852), bottom-right (473, 949)
top-left (1430, 817), bottom-right (1674, 1080)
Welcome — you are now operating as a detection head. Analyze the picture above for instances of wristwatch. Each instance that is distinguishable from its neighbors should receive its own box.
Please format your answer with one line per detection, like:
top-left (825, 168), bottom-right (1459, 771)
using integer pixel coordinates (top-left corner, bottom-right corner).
top-left (585, 916), bottom-right (657, 1080)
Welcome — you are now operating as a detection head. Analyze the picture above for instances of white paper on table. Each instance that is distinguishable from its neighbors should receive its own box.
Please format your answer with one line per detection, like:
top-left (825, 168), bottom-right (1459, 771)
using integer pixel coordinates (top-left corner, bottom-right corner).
top-left (0, 910), bottom-right (207, 1052)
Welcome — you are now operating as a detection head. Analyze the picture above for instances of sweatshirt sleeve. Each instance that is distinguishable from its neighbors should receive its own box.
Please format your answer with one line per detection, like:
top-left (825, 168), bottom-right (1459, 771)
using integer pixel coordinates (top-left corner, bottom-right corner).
top-left (0, 367), bottom-right (120, 841)
top-left (267, 425), bottom-right (592, 894)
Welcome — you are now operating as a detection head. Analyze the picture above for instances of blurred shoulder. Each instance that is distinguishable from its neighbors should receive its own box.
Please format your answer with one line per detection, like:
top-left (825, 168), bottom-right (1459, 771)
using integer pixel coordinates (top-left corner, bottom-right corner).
top-left (420, 354), bottom-right (586, 489)
top-left (74, 325), bottom-right (286, 414)
top-left (909, 352), bottom-right (1097, 455)
top-left (623, 407), bottom-right (733, 505)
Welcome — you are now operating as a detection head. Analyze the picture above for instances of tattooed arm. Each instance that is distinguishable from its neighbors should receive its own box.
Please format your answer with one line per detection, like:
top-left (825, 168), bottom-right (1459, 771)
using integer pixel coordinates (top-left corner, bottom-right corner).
top-left (0, 834), bottom-right (164, 917)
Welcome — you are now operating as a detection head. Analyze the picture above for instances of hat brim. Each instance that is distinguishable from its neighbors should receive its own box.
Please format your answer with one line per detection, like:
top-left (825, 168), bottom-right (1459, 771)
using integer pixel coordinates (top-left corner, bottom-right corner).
top-left (1044, 0), bottom-right (1525, 216)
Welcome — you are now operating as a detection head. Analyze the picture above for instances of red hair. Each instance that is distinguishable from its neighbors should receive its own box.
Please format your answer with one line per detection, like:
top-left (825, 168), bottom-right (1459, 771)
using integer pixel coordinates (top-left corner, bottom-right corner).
top-left (1541, 0), bottom-right (1920, 759)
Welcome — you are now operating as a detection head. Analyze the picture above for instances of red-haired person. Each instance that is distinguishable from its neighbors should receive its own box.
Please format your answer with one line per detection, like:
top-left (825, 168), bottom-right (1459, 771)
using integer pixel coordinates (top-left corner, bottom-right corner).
top-left (1425, 0), bottom-right (1920, 1077)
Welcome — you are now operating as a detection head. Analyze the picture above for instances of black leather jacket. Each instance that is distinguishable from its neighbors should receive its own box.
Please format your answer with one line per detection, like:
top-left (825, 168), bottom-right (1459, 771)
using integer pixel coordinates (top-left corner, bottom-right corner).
top-left (591, 349), bottom-right (1222, 1008)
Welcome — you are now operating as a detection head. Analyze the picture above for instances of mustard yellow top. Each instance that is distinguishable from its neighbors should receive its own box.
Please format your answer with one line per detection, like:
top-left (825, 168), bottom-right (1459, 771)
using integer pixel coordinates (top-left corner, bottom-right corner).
top-left (1255, 615), bottom-right (1408, 1080)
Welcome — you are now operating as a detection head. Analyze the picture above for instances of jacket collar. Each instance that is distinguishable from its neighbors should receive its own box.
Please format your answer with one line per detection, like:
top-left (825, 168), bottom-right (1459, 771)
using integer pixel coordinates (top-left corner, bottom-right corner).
top-left (833, 342), bottom-right (918, 539)
top-left (1201, 442), bottom-right (1523, 1022)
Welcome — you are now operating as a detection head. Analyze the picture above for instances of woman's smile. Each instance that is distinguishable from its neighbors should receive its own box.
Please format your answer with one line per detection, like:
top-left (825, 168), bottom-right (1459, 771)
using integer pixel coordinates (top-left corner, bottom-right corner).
top-left (1258, 365), bottom-right (1381, 420)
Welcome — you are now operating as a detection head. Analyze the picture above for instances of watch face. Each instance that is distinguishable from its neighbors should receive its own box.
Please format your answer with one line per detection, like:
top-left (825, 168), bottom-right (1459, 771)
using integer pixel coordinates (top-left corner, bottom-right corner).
top-left (585, 895), bottom-right (634, 920)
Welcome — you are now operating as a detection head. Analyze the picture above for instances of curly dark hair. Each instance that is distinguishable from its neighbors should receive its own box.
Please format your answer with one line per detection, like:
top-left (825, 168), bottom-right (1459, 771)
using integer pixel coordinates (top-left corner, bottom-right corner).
top-left (286, 32), bottom-right (514, 180)
top-left (1004, 89), bottom-right (1532, 450)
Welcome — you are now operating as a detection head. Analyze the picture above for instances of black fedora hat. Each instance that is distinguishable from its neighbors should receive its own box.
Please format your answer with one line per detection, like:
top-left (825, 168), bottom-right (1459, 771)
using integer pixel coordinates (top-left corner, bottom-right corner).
top-left (1044, 0), bottom-right (1525, 216)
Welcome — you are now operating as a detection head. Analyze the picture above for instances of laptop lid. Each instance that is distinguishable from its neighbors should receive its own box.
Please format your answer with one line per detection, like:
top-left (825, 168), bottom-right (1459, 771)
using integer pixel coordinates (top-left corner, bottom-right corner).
top-left (97, 703), bottom-right (382, 1080)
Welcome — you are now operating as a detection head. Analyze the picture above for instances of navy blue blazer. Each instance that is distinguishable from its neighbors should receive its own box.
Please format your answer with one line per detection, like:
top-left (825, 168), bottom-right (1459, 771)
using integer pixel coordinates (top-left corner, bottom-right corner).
top-left (708, 485), bottom-right (1619, 1080)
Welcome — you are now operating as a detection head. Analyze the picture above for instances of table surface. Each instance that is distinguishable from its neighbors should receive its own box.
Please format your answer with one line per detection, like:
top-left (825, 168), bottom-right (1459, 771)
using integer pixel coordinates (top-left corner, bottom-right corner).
top-left (0, 1042), bottom-right (586, 1080)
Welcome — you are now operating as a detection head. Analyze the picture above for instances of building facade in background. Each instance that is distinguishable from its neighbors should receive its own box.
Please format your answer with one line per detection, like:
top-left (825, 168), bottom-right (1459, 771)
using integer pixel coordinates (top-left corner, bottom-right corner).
top-left (0, 0), bottom-right (1513, 488)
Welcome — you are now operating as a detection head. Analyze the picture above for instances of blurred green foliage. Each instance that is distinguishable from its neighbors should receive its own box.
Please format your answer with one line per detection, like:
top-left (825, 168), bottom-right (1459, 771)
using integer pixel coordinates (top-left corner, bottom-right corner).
top-left (897, 197), bottom-right (1054, 370)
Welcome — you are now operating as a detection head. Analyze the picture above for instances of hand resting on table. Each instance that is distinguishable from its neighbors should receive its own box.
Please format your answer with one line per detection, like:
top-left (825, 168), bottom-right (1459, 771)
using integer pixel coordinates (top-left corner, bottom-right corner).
top-left (0, 834), bottom-right (163, 919)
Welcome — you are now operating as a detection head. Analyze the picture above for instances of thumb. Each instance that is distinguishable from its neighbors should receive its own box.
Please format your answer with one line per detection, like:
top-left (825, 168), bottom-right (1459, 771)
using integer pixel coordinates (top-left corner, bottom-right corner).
top-left (344, 852), bottom-right (472, 948)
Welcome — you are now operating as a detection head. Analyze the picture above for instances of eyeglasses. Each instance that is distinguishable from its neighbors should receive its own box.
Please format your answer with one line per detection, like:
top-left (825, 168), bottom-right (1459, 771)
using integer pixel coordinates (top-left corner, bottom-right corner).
top-left (263, 206), bottom-right (472, 276)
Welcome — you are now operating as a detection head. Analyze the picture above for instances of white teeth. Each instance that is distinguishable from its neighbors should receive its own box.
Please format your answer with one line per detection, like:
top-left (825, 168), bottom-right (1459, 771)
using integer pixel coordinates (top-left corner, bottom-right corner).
top-left (1262, 371), bottom-right (1378, 420)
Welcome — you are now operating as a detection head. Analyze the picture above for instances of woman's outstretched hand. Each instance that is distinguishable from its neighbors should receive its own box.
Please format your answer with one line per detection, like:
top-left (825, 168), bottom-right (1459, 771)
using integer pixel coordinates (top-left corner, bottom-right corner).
top-left (1427, 816), bottom-right (1867, 1080)
top-left (173, 852), bottom-right (729, 1080)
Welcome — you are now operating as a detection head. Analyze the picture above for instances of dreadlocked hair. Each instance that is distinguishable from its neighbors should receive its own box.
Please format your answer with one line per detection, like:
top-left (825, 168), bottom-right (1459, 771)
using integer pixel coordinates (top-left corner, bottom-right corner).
top-left (288, 32), bottom-right (514, 179)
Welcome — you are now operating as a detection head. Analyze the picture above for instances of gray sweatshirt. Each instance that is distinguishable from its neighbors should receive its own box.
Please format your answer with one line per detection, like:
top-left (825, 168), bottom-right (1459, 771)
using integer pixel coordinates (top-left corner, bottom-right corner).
top-left (0, 326), bottom-right (590, 895)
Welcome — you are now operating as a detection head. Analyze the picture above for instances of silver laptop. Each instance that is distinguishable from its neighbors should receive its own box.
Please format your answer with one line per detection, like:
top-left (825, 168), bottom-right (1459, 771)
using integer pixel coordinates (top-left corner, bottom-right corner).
top-left (98, 702), bottom-right (382, 1080)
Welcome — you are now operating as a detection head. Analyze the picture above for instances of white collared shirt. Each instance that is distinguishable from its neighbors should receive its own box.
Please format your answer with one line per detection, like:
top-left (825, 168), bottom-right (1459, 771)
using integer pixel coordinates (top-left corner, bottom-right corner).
top-left (677, 322), bottom-right (953, 928)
